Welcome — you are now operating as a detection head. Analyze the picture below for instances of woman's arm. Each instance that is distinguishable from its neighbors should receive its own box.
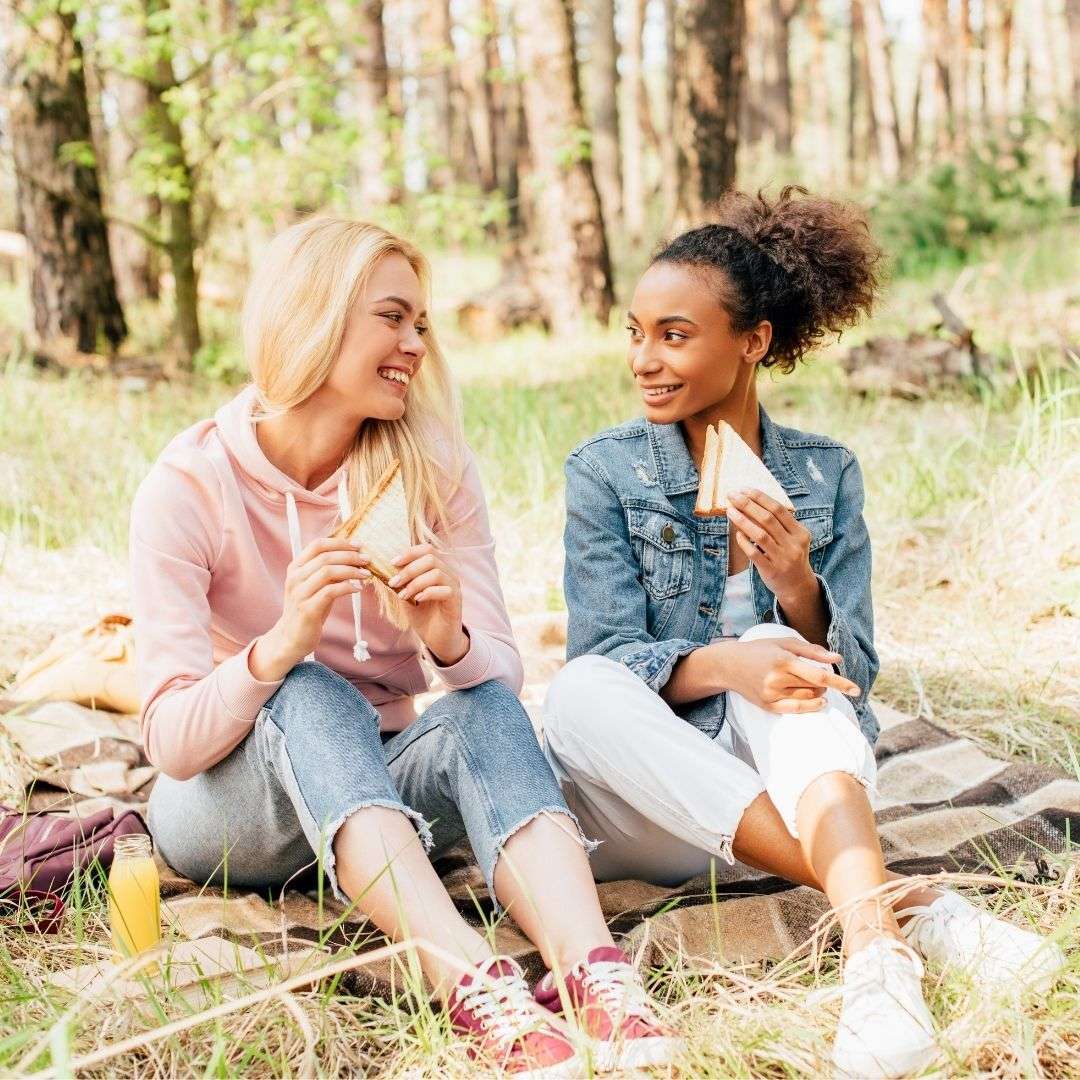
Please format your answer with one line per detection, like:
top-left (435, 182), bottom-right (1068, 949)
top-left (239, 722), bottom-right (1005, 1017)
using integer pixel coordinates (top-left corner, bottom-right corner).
top-left (130, 455), bottom-right (284, 781)
top-left (419, 448), bottom-right (524, 695)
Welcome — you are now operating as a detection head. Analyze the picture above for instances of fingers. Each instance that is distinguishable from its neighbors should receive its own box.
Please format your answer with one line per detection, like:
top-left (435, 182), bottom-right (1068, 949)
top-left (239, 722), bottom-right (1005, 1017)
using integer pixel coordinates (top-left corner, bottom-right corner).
top-left (727, 491), bottom-right (791, 545)
top-left (395, 567), bottom-right (449, 603)
top-left (777, 638), bottom-right (844, 665)
top-left (784, 657), bottom-right (861, 696)
top-left (733, 528), bottom-right (772, 565)
top-left (295, 562), bottom-right (371, 601)
top-left (767, 696), bottom-right (828, 714)
top-left (307, 578), bottom-right (370, 607)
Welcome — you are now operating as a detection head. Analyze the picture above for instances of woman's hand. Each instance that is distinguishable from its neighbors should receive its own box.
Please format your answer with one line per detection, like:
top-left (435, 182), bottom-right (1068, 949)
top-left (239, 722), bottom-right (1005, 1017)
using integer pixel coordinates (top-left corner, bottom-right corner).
top-left (726, 488), bottom-right (817, 604)
top-left (251, 537), bottom-right (371, 680)
top-left (388, 543), bottom-right (469, 666)
top-left (717, 638), bottom-right (861, 714)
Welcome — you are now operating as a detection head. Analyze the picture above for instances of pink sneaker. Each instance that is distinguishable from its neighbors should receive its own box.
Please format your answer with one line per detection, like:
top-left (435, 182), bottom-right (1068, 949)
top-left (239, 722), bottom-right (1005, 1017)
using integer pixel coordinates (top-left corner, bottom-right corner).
top-left (534, 946), bottom-right (683, 1071)
top-left (448, 956), bottom-right (583, 1077)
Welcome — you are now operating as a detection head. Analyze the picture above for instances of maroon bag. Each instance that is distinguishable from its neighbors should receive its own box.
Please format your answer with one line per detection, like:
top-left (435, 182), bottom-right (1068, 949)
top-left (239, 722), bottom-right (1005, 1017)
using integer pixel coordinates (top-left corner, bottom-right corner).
top-left (0, 804), bottom-right (149, 932)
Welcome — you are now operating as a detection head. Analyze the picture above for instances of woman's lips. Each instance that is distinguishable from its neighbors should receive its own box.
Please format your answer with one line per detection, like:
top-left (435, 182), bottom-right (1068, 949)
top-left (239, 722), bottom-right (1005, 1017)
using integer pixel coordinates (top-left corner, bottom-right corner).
top-left (640, 383), bottom-right (684, 405)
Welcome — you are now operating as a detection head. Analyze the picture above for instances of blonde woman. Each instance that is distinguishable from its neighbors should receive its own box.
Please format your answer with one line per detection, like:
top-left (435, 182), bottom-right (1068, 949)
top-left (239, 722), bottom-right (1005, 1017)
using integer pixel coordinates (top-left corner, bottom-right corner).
top-left (131, 219), bottom-right (677, 1076)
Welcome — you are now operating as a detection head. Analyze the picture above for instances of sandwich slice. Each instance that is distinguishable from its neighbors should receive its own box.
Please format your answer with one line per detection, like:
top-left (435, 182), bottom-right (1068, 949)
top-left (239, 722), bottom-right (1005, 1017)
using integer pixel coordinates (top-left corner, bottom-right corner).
top-left (694, 421), bottom-right (794, 516)
top-left (332, 461), bottom-right (412, 585)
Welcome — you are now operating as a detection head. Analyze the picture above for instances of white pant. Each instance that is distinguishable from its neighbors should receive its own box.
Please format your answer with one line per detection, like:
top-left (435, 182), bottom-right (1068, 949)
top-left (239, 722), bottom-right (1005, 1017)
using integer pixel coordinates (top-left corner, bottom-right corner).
top-left (542, 623), bottom-right (877, 886)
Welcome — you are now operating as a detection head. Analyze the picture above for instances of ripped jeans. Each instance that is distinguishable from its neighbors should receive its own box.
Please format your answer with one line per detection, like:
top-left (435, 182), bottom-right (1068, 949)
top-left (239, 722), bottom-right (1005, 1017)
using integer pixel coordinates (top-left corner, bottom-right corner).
top-left (148, 662), bottom-right (579, 904)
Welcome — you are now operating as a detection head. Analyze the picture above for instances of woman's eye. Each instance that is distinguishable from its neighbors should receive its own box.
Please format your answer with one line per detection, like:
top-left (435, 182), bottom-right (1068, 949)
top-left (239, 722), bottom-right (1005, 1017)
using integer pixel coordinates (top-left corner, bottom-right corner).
top-left (626, 326), bottom-right (642, 339)
top-left (381, 311), bottom-right (403, 323)
top-left (416, 324), bottom-right (429, 336)
top-left (665, 331), bottom-right (686, 342)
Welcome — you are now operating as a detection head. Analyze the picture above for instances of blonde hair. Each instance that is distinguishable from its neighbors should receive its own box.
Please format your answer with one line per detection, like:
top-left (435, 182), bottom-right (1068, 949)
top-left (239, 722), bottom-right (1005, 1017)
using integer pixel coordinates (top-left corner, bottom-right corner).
top-left (242, 216), bottom-right (465, 623)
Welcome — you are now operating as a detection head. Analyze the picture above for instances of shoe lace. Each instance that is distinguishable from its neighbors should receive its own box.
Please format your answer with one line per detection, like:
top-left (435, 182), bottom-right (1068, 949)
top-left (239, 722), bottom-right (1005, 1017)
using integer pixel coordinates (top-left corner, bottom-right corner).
top-left (901, 899), bottom-right (968, 957)
top-left (580, 960), bottom-right (653, 1022)
top-left (457, 969), bottom-right (546, 1046)
top-left (843, 938), bottom-right (924, 998)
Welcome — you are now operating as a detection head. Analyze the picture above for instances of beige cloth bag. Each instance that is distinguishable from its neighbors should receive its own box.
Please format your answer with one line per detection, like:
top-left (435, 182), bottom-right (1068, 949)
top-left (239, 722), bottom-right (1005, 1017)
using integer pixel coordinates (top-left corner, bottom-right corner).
top-left (8, 614), bottom-right (139, 715)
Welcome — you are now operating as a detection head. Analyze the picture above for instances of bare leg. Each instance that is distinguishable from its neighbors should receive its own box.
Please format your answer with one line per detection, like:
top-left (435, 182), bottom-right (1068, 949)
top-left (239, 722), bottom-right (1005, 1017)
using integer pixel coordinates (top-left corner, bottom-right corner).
top-left (733, 788), bottom-right (943, 938)
top-left (333, 806), bottom-right (492, 998)
top-left (494, 812), bottom-right (615, 974)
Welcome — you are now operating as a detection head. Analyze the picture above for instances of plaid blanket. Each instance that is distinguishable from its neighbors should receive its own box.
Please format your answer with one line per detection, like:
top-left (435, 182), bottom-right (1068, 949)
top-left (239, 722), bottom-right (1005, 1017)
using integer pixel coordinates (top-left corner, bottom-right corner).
top-left (2, 694), bottom-right (1077, 997)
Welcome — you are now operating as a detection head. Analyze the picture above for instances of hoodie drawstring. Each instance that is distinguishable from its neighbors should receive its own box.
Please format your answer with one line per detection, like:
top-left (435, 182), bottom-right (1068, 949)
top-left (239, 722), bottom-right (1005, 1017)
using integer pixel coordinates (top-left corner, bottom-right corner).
top-left (283, 486), bottom-right (370, 664)
top-left (336, 476), bottom-right (370, 662)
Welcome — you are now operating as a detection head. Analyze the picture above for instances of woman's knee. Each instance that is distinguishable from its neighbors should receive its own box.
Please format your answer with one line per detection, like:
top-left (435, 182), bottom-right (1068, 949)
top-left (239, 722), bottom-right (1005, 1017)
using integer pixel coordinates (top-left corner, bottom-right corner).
top-left (738, 621), bottom-right (804, 645)
top-left (435, 679), bottom-right (538, 750)
top-left (543, 654), bottom-right (633, 754)
top-left (267, 661), bottom-right (381, 740)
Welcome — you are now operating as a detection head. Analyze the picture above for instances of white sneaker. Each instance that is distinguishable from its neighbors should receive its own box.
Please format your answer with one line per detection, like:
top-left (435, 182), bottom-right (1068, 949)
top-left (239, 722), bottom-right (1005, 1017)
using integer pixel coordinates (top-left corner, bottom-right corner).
top-left (832, 937), bottom-right (938, 1079)
top-left (901, 890), bottom-right (1067, 993)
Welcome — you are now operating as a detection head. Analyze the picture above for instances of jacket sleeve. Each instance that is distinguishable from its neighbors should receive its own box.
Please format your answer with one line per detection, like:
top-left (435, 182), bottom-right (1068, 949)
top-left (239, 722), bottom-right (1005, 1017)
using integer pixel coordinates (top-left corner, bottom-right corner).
top-left (564, 451), bottom-right (699, 691)
top-left (130, 454), bottom-right (284, 781)
top-left (773, 450), bottom-right (879, 714)
top-left (425, 447), bottom-right (524, 695)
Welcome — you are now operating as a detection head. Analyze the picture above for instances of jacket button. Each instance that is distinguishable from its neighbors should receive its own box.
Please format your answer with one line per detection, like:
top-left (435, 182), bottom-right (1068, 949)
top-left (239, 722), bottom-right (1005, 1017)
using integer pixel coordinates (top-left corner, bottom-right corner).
top-left (661, 524), bottom-right (675, 543)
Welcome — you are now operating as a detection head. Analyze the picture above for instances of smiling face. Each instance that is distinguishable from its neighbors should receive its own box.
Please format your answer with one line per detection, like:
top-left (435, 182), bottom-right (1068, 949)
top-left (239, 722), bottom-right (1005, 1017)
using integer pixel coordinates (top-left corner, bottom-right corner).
top-left (625, 261), bottom-right (771, 424)
top-left (324, 252), bottom-right (430, 422)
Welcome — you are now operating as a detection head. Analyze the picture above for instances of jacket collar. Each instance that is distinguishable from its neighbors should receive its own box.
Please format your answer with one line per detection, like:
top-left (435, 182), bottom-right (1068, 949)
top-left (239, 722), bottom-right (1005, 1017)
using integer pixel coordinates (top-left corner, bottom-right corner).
top-left (646, 404), bottom-right (810, 500)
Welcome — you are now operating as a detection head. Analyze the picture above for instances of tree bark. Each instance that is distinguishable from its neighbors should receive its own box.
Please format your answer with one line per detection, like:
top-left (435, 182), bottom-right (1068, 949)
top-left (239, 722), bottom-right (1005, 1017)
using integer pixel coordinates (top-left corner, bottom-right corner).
top-left (622, 0), bottom-right (647, 241)
top-left (762, 0), bottom-right (798, 155)
top-left (1067, 0), bottom-right (1080, 204)
top-left (420, 0), bottom-right (455, 189)
top-left (356, 0), bottom-right (400, 207)
top-left (585, 0), bottom-right (622, 233)
top-left (1, 2), bottom-right (127, 358)
top-left (860, 0), bottom-right (902, 180)
top-left (984, 0), bottom-right (1013, 136)
top-left (955, 0), bottom-right (972, 153)
top-left (675, 0), bottom-right (746, 225)
top-left (514, 0), bottom-right (614, 331)
top-left (803, 0), bottom-right (834, 182)
top-left (924, 0), bottom-right (954, 155)
top-left (659, 0), bottom-right (681, 229)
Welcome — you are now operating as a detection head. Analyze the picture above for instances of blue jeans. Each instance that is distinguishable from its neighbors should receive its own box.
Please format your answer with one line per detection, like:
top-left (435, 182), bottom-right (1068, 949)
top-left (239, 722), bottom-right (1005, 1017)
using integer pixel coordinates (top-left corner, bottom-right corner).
top-left (148, 662), bottom-right (583, 904)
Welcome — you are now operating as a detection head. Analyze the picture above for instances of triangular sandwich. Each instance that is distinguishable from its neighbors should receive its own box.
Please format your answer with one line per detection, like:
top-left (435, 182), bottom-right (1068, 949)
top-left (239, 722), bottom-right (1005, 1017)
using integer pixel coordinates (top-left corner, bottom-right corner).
top-left (333, 461), bottom-right (412, 585)
top-left (694, 421), bottom-right (794, 516)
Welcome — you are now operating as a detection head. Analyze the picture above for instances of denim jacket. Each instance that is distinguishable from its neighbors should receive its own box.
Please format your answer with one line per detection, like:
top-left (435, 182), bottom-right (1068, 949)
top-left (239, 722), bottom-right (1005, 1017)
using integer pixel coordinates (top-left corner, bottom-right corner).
top-left (563, 405), bottom-right (880, 744)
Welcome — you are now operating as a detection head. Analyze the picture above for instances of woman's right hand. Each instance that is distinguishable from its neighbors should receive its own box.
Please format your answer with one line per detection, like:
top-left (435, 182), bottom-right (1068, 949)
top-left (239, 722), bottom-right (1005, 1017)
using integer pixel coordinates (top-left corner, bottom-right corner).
top-left (250, 537), bottom-right (370, 680)
top-left (716, 638), bottom-right (861, 714)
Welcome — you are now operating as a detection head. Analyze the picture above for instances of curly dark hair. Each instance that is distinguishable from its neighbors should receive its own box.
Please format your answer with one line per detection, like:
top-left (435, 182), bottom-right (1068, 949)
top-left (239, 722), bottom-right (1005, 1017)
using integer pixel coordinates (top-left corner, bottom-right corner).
top-left (652, 186), bottom-right (883, 372)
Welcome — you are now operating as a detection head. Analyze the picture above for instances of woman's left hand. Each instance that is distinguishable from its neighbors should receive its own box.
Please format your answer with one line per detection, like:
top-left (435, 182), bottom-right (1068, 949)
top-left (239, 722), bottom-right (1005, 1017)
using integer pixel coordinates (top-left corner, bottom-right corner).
top-left (388, 543), bottom-right (470, 666)
top-left (726, 489), bottom-right (817, 604)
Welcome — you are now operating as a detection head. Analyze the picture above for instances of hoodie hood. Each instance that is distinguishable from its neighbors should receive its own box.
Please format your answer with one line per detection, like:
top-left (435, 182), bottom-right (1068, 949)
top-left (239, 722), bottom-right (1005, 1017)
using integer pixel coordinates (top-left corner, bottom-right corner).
top-left (214, 384), bottom-right (347, 507)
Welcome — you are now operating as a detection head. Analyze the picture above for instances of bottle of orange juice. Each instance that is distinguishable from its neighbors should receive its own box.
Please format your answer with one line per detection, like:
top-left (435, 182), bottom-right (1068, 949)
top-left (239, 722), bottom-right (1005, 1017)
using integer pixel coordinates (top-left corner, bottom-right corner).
top-left (108, 834), bottom-right (161, 965)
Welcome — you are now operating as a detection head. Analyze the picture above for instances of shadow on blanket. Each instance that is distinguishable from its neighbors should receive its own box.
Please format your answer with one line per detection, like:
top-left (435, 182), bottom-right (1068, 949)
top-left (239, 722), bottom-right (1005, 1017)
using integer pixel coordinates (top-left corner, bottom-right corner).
top-left (2, 696), bottom-right (1077, 997)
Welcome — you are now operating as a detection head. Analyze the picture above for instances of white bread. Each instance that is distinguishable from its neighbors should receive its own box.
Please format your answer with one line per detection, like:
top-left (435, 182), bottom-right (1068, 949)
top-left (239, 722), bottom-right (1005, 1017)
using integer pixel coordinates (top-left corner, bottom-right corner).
top-left (332, 461), bottom-right (412, 584)
top-left (694, 421), bottom-right (794, 516)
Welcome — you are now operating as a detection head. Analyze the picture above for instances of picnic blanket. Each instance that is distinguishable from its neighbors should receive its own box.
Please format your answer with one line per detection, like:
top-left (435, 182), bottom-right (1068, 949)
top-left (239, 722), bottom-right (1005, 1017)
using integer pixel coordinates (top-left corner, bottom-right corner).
top-left (2, 687), bottom-right (1077, 997)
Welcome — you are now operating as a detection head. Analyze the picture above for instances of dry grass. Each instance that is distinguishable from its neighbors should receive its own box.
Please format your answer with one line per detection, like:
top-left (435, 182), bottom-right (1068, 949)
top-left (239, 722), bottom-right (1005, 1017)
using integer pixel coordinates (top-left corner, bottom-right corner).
top-left (0, 221), bottom-right (1077, 1075)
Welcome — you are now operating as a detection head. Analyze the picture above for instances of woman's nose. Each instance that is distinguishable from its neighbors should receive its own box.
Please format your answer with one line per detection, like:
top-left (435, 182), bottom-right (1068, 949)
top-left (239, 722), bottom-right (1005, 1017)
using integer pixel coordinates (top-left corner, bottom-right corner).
top-left (631, 345), bottom-right (661, 376)
top-left (402, 328), bottom-right (426, 359)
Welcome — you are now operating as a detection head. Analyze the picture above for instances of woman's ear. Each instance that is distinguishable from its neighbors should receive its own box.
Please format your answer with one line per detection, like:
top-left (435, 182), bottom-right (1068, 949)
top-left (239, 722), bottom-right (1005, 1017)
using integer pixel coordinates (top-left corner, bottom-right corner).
top-left (743, 321), bottom-right (773, 366)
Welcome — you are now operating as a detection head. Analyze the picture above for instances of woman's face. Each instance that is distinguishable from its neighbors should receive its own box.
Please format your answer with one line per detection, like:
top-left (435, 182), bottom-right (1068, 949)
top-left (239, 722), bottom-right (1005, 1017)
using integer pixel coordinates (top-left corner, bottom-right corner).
top-left (625, 261), bottom-right (769, 423)
top-left (326, 252), bottom-right (429, 422)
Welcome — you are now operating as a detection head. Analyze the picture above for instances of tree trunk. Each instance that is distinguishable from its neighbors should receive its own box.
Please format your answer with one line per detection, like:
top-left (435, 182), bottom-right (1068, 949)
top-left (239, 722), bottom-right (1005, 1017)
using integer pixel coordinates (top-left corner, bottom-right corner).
top-left (804, 0), bottom-right (833, 181)
top-left (860, 0), bottom-right (902, 180)
top-left (924, 0), bottom-right (954, 155)
top-left (420, 0), bottom-right (455, 189)
top-left (1067, 0), bottom-right (1080, 204)
top-left (102, 63), bottom-right (159, 304)
top-left (585, 0), bottom-right (622, 233)
top-left (622, 0), bottom-right (647, 241)
top-left (1, 2), bottom-right (127, 359)
top-left (356, 0), bottom-right (400, 207)
top-left (955, 0), bottom-right (971, 153)
top-left (984, 0), bottom-right (1013, 136)
top-left (142, 0), bottom-right (200, 366)
top-left (514, 0), bottom-right (614, 332)
top-left (659, 0), bottom-right (681, 229)
top-left (675, 0), bottom-right (746, 225)
top-left (761, 0), bottom-right (797, 155)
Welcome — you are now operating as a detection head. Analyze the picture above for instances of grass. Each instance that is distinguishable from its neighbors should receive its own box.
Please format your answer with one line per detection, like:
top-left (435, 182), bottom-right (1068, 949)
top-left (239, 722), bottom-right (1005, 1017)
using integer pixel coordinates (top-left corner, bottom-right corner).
top-left (0, 217), bottom-right (1077, 1075)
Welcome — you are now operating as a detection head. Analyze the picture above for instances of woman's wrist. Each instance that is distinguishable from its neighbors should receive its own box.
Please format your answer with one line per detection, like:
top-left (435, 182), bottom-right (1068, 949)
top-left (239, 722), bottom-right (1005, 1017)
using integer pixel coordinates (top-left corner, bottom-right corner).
top-left (248, 625), bottom-right (300, 683)
top-left (427, 626), bottom-right (470, 668)
top-left (774, 566), bottom-right (820, 610)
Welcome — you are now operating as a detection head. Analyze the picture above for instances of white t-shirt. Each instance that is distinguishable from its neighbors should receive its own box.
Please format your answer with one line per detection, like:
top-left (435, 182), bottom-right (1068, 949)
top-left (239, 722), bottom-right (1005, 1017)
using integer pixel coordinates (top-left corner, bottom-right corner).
top-left (715, 567), bottom-right (756, 640)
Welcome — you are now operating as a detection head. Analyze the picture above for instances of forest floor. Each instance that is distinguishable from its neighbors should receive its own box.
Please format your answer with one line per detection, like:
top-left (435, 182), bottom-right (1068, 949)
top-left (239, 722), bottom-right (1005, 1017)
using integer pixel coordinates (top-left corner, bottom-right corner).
top-left (0, 222), bottom-right (1078, 1075)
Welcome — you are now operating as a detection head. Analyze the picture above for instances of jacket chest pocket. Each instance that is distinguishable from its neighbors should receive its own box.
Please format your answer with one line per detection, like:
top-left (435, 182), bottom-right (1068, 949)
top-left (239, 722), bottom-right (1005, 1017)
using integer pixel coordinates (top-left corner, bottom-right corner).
top-left (794, 506), bottom-right (834, 570)
top-left (627, 507), bottom-right (694, 601)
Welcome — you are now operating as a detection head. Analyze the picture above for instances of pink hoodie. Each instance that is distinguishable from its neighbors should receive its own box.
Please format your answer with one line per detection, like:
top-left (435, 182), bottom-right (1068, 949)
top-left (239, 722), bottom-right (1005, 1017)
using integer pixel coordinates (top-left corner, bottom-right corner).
top-left (129, 384), bottom-right (523, 781)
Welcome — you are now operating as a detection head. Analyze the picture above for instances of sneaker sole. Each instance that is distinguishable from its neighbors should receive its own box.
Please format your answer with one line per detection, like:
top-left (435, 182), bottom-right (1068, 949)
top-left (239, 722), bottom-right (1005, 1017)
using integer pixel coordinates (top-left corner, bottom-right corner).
top-left (591, 1035), bottom-right (684, 1072)
top-left (832, 1035), bottom-right (938, 1079)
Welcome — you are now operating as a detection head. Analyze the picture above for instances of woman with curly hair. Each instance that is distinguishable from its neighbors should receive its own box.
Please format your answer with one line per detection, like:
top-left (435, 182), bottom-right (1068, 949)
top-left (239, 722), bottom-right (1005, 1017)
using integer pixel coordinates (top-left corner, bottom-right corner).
top-left (542, 187), bottom-right (1065, 1077)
